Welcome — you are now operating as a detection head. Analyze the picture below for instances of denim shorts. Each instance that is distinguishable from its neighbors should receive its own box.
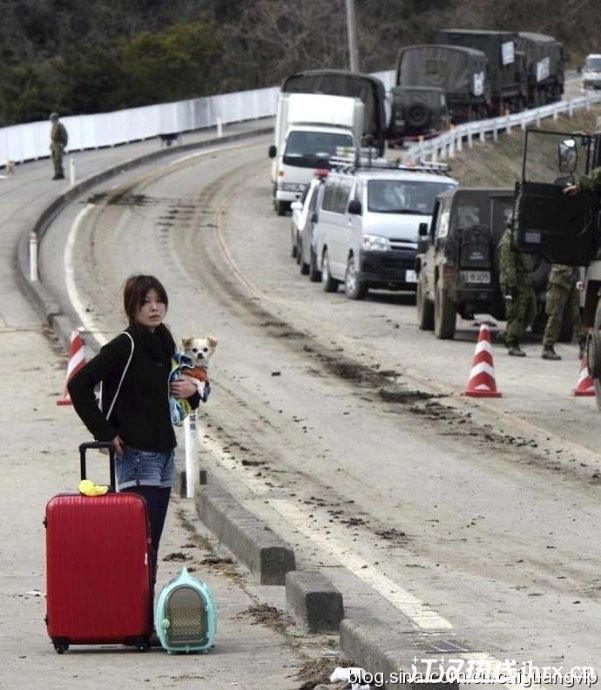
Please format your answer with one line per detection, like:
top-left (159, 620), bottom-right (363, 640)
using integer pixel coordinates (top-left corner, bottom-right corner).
top-left (116, 446), bottom-right (175, 490)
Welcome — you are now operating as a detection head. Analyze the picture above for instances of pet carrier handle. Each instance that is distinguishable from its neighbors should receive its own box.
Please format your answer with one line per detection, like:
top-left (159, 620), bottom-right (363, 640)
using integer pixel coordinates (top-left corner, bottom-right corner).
top-left (79, 442), bottom-right (116, 488)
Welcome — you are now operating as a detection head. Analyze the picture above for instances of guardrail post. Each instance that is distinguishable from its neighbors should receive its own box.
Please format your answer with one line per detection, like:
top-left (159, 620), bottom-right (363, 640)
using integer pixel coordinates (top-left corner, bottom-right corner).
top-left (29, 231), bottom-right (38, 282)
top-left (216, 116), bottom-right (223, 138)
top-left (505, 110), bottom-right (511, 134)
top-left (479, 127), bottom-right (485, 144)
top-left (69, 156), bottom-right (76, 186)
top-left (184, 411), bottom-right (198, 498)
top-left (568, 99), bottom-right (574, 117)
top-left (456, 128), bottom-right (463, 153)
top-left (467, 124), bottom-right (473, 149)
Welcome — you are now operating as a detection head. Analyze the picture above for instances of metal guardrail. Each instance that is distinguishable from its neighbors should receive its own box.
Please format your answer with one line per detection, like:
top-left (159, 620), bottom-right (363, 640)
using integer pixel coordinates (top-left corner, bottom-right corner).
top-left (404, 91), bottom-right (601, 164)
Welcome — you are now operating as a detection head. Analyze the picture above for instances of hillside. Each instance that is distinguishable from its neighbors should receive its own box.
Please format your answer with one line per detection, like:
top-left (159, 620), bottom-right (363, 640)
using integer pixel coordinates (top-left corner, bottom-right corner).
top-left (447, 109), bottom-right (601, 187)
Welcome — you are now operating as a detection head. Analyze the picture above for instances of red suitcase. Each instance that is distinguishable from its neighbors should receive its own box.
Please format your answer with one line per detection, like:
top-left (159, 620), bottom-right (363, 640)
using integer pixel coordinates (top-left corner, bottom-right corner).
top-left (45, 442), bottom-right (153, 653)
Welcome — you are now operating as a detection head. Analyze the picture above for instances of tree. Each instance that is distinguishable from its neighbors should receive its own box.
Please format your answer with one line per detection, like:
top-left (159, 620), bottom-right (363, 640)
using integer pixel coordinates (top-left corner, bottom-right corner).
top-left (118, 19), bottom-right (224, 105)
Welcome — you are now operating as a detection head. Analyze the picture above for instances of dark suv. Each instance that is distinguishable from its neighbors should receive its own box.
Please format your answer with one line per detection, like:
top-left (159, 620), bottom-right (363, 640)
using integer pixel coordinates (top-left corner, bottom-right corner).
top-left (415, 187), bottom-right (514, 339)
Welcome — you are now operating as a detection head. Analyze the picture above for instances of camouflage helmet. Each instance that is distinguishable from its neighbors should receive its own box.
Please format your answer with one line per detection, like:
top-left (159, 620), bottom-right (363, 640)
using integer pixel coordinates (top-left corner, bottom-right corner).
top-left (49, 112), bottom-right (59, 121)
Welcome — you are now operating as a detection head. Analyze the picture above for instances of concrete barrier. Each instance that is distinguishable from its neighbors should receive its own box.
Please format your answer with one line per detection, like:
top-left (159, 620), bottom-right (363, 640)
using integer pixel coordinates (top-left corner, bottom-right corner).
top-left (194, 483), bottom-right (295, 585)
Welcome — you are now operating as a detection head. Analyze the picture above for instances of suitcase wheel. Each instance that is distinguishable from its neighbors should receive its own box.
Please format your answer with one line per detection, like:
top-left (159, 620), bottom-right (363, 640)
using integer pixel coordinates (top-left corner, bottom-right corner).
top-left (53, 639), bottom-right (69, 654)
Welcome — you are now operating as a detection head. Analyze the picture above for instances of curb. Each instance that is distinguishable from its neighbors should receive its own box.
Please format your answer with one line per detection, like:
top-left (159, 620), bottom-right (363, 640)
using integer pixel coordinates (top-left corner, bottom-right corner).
top-left (340, 616), bottom-right (461, 688)
top-left (194, 482), bottom-right (296, 585)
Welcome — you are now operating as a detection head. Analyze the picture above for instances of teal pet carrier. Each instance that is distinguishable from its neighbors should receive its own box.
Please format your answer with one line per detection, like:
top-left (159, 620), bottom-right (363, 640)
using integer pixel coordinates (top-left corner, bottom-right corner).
top-left (155, 567), bottom-right (216, 653)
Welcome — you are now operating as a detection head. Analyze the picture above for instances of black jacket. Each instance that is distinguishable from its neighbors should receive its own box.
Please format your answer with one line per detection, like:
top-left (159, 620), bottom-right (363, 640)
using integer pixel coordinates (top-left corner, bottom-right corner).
top-left (68, 324), bottom-right (200, 452)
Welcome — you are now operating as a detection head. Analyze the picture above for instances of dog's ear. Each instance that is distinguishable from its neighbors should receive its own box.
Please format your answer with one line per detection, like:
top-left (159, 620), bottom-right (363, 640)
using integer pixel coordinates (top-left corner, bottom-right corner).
top-left (207, 336), bottom-right (218, 348)
top-left (182, 337), bottom-right (193, 349)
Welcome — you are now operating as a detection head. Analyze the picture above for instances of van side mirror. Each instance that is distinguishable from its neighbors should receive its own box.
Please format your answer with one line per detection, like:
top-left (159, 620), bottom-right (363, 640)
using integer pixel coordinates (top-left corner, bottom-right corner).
top-left (268, 144), bottom-right (277, 159)
top-left (348, 199), bottom-right (362, 215)
top-left (311, 211), bottom-right (318, 223)
top-left (418, 222), bottom-right (429, 237)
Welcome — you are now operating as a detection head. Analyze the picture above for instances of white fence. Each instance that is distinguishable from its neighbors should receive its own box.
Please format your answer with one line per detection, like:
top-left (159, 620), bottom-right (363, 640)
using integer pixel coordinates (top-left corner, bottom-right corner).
top-left (0, 69), bottom-right (397, 166)
top-left (1, 67), bottom-right (599, 167)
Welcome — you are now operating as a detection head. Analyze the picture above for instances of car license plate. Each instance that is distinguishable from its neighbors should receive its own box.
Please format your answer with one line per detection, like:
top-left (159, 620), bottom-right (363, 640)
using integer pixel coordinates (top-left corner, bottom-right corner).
top-left (405, 270), bottom-right (417, 283)
top-left (461, 270), bottom-right (491, 284)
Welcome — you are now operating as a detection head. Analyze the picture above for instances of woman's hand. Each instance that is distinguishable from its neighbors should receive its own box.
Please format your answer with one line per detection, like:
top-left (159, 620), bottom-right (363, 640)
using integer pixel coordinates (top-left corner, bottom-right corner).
top-left (563, 184), bottom-right (579, 195)
top-left (170, 376), bottom-right (198, 399)
top-left (112, 435), bottom-right (125, 455)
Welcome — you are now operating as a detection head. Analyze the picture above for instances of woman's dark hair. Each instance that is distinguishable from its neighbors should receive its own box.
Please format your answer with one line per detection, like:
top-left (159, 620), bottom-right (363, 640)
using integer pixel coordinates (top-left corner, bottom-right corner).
top-left (123, 274), bottom-right (169, 324)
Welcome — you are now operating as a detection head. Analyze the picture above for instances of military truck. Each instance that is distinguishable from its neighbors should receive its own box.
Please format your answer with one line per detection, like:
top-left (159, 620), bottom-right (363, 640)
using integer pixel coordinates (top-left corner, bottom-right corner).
top-left (388, 85), bottom-right (450, 144)
top-left (415, 187), bottom-right (513, 339)
top-left (515, 32), bottom-right (566, 107)
top-left (512, 126), bottom-right (601, 401)
top-left (280, 70), bottom-right (388, 156)
top-left (434, 29), bottom-right (528, 116)
top-left (390, 45), bottom-right (488, 142)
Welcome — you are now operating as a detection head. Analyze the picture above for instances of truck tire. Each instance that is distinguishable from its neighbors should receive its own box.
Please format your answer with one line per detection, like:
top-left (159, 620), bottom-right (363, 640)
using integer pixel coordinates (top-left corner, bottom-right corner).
top-left (299, 242), bottom-right (309, 275)
top-left (344, 255), bottom-right (368, 300)
top-left (416, 274), bottom-right (434, 331)
top-left (275, 200), bottom-right (289, 216)
top-left (321, 250), bottom-right (339, 293)
top-left (406, 102), bottom-right (430, 129)
top-left (309, 248), bottom-right (321, 282)
top-left (434, 279), bottom-right (456, 339)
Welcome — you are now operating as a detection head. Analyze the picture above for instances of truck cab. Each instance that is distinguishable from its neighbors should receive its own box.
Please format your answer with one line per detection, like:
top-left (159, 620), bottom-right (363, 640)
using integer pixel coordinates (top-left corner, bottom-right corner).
top-left (268, 93), bottom-right (364, 216)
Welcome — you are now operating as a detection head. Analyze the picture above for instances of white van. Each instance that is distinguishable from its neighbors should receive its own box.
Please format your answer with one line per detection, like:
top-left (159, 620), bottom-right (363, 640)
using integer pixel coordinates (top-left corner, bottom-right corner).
top-left (314, 163), bottom-right (458, 299)
top-left (582, 54), bottom-right (601, 90)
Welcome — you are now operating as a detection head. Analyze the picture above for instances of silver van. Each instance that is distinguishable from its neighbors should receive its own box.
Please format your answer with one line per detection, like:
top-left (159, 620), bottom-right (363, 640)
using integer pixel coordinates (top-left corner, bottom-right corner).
top-left (314, 164), bottom-right (458, 299)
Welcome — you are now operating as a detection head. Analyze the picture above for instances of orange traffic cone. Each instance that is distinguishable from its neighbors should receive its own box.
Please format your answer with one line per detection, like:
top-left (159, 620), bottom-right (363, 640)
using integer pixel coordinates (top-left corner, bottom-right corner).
top-left (56, 331), bottom-right (86, 406)
top-left (463, 323), bottom-right (502, 397)
top-left (573, 357), bottom-right (595, 397)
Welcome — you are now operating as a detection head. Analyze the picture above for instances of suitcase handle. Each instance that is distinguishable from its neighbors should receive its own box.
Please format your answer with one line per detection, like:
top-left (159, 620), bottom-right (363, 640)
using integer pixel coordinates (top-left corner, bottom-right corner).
top-left (79, 442), bottom-right (116, 488)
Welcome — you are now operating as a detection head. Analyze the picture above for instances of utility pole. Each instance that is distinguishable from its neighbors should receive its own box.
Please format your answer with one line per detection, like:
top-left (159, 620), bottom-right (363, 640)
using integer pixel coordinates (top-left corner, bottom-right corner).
top-left (345, 0), bottom-right (360, 72)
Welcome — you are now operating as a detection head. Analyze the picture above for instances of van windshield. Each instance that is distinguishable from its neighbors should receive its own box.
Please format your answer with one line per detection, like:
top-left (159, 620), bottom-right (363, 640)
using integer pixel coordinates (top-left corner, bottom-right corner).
top-left (367, 179), bottom-right (456, 214)
top-left (585, 56), bottom-right (601, 71)
top-left (283, 131), bottom-right (354, 168)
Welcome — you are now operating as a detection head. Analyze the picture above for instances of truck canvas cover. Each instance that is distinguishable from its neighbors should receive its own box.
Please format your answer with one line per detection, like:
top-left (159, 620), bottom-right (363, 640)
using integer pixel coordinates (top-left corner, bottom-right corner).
top-left (396, 45), bottom-right (488, 98)
top-left (281, 69), bottom-right (387, 151)
top-left (515, 32), bottom-right (564, 85)
top-left (434, 29), bottom-right (521, 90)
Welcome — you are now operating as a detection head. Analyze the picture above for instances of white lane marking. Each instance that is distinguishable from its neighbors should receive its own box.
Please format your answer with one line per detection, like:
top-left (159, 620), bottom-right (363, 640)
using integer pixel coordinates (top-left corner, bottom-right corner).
top-left (64, 204), bottom-right (106, 343)
top-left (198, 433), bottom-right (452, 631)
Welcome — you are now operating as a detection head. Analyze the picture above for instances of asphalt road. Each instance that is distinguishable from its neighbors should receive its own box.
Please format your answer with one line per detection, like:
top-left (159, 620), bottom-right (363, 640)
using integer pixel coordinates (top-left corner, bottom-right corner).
top-left (37, 130), bottom-right (601, 685)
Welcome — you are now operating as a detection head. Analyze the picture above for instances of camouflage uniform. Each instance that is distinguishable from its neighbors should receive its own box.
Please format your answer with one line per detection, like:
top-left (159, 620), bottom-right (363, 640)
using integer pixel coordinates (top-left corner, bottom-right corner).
top-left (578, 166), bottom-right (601, 192)
top-left (541, 265), bottom-right (587, 359)
top-left (50, 113), bottom-right (68, 180)
top-left (498, 226), bottom-right (537, 356)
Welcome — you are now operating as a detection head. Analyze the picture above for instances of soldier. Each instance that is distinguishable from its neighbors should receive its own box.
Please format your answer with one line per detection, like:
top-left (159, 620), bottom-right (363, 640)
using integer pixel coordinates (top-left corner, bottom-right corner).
top-left (498, 226), bottom-right (537, 356)
top-left (541, 265), bottom-right (587, 360)
top-left (564, 166), bottom-right (601, 195)
top-left (49, 112), bottom-right (68, 180)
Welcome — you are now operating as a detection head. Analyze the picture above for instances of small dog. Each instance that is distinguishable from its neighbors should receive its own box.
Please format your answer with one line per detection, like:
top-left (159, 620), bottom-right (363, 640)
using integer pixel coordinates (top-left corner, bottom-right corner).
top-left (180, 336), bottom-right (218, 400)
top-left (3, 161), bottom-right (15, 177)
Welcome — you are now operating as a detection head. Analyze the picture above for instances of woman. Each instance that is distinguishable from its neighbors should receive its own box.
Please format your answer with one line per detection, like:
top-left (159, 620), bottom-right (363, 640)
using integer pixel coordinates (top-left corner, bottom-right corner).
top-left (68, 274), bottom-right (200, 575)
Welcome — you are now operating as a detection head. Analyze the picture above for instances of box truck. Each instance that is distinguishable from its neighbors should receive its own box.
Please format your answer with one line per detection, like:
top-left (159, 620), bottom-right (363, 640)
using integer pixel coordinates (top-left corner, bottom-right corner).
top-left (268, 93), bottom-right (364, 215)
